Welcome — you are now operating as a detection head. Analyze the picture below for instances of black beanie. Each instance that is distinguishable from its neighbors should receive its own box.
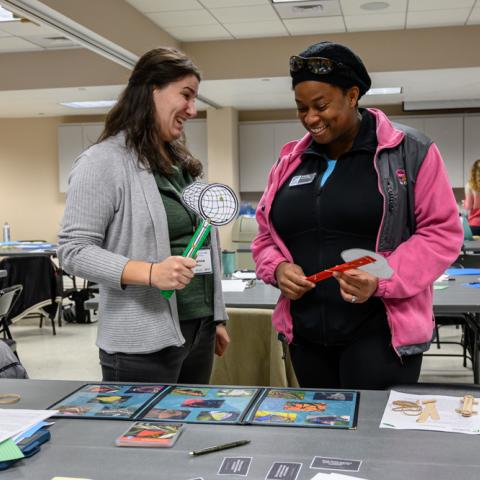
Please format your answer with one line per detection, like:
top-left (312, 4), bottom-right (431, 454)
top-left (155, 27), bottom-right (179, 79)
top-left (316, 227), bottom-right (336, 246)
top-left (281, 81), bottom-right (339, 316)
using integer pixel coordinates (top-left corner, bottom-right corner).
top-left (290, 41), bottom-right (371, 97)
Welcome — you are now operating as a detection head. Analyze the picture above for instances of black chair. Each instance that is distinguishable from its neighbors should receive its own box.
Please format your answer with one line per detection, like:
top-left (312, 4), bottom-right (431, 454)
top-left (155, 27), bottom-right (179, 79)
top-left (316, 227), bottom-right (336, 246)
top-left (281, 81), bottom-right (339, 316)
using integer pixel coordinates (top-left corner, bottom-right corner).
top-left (0, 284), bottom-right (23, 356)
top-left (425, 312), bottom-right (479, 384)
top-left (0, 256), bottom-right (62, 335)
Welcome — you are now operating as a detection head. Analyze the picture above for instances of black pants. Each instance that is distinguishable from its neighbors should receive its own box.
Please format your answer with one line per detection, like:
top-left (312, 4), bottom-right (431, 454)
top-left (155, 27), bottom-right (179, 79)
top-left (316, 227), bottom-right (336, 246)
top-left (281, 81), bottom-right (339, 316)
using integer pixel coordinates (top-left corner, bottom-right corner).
top-left (99, 316), bottom-right (216, 384)
top-left (289, 320), bottom-right (423, 390)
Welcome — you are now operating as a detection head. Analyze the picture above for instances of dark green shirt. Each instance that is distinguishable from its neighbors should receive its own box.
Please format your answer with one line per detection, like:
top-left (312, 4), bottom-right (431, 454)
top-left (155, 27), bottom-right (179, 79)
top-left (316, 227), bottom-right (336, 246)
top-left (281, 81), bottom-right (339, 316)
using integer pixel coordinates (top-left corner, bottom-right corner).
top-left (154, 167), bottom-right (214, 321)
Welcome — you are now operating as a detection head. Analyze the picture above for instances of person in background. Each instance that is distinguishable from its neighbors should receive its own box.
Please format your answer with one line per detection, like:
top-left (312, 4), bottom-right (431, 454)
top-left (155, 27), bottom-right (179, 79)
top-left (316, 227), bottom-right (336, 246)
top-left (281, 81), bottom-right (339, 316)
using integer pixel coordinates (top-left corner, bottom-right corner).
top-left (464, 159), bottom-right (480, 235)
top-left (252, 41), bottom-right (463, 390)
top-left (58, 47), bottom-right (229, 383)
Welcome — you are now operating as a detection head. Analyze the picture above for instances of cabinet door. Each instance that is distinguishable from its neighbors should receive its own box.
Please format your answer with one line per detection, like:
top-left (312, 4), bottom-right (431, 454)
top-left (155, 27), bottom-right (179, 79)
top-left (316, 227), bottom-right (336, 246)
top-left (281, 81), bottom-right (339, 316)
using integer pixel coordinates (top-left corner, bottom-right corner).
top-left (464, 116), bottom-right (480, 186)
top-left (424, 117), bottom-right (463, 187)
top-left (391, 116), bottom-right (425, 132)
top-left (58, 125), bottom-right (84, 193)
top-left (239, 123), bottom-right (275, 192)
top-left (273, 121), bottom-right (306, 158)
top-left (184, 120), bottom-right (207, 178)
top-left (82, 124), bottom-right (103, 149)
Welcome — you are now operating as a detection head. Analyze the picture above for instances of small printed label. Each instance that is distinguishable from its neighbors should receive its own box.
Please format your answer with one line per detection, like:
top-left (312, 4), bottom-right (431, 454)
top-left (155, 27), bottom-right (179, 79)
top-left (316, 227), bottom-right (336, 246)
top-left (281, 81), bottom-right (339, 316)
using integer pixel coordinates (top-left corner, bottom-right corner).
top-left (193, 248), bottom-right (213, 274)
top-left (289, 173), bottom-right (316, 187)
top-left (310, 456), bottom-right (362, 472)
top-left (218, 457), bottom-right (252, 476)
top-left (266, 462), bottom-right (302, 480)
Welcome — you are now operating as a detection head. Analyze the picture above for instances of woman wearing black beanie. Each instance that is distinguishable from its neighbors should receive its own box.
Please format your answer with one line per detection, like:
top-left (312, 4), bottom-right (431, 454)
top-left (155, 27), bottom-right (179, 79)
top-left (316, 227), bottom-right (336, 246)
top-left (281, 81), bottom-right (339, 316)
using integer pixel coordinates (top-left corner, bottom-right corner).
top-left (252, 41), bottom-right (463, 389)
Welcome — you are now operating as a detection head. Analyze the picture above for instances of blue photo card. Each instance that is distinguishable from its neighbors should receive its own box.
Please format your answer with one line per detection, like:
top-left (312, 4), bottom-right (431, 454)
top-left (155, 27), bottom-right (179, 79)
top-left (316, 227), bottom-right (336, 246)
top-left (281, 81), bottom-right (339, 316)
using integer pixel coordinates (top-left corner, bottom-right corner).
top-left (48, 384), bottom-right (166, 420)
top-left (139, 386), bottom-right (261, 424)
top-left (245, 388), bottom-right (359, 429)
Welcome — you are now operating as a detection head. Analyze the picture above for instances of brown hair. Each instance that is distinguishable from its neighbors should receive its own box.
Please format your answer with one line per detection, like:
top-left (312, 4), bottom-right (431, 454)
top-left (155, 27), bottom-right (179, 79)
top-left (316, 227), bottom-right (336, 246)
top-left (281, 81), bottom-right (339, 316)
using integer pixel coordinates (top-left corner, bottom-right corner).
top-left (469, 159), bottom-right (480, 192)
top-left (99, 47), bottom-right (203, 177)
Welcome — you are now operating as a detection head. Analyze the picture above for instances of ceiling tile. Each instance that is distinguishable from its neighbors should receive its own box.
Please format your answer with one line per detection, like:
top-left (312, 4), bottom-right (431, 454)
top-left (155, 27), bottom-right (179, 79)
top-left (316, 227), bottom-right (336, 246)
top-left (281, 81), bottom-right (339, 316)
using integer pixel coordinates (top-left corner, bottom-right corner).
top-left (201, 0), bottom-right (267, 7)
top-left (0, 28), bottom-right (11, 37)
top-left (283, 16), bottom-right (346, 35)
top-left (0, 19), bottom-right (58, 36)
top-left (340, 0), bottom-right (407, 15)
top-left (0, 36), bottom-right (43, 52)
top-left (467, 7), bottom-right (480, 25)
top-left (125, 0), bottom-right (201, 12)
top-left (148, 9), bottom-right (218, 27)
top-left (209, 5), bottom-right (277, 23)
top-left (408, 0), bottom-right (474, 11)
top-left (407, 8), bottom-right (471, 28)
top-left (164, 24), bottom-right (232, 41)
top-left (224, 20), bottom-right (288, 38)
top-left (345, 13), bottom-right (405, 32)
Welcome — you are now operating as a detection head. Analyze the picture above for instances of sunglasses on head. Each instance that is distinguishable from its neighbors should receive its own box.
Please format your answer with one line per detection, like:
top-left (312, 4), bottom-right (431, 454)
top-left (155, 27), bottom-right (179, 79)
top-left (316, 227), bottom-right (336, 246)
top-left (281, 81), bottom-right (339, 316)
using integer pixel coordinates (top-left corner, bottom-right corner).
top-left (289, 55), bottom-right (342, 75)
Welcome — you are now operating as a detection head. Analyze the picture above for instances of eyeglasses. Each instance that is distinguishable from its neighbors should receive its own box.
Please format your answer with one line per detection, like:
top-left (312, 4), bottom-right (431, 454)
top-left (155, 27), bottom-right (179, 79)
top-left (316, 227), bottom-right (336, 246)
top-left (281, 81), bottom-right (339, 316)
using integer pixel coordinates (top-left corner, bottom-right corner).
top-left (289, 56), bottom-right (341, 75)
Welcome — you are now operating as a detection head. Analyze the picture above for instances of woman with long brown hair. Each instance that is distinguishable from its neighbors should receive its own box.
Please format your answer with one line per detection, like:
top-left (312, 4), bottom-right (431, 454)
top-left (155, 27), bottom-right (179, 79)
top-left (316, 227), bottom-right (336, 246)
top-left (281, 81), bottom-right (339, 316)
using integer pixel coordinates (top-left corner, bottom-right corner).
top-left (464, 159), bottom-right (480, 235)
top-left (58, 47), bottom-right (229, 383)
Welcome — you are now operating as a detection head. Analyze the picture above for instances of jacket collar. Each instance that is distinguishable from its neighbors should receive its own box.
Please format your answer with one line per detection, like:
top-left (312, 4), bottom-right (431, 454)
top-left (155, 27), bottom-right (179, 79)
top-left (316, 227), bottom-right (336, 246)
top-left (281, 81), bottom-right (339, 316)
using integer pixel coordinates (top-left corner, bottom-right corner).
top-left (367, 107), bottom-right (405, 150)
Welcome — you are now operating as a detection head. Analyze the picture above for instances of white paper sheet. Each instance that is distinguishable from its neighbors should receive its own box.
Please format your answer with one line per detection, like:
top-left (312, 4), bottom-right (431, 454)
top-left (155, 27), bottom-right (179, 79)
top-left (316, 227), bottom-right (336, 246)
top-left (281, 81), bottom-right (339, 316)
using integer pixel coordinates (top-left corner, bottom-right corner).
top-left (0, 409), bottom-right (57, 443)
top-left (221, 279), bottom-right (246, 292)
top-left (232, 271), bottom-right (256, 280)
top-left (380, 390), bottom-right (480, 434)
top-left (311, 473), bottom-right (368, 480)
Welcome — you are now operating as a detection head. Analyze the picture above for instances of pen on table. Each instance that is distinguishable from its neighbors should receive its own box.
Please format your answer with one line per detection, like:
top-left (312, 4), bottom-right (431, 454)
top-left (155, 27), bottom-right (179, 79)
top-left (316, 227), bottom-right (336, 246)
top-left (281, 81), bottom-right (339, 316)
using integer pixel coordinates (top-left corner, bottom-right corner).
top-left (189, 439), bottom-right (251, 456)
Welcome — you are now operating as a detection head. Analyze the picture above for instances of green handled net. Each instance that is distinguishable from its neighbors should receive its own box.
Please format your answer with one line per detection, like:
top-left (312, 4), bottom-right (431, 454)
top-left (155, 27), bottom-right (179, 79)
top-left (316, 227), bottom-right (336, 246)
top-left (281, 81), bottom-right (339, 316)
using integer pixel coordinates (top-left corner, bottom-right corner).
top-left (161, 182), bottom-right (239, 299)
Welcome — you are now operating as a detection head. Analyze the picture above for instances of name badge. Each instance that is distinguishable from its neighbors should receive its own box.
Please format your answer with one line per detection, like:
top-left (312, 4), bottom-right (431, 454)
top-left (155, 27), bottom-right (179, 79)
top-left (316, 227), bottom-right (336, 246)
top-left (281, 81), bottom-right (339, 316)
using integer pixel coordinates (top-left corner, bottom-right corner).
top-left (289, 173), bottom-right (316, 187)
top-left (193, 248), bottom-right (213, 275)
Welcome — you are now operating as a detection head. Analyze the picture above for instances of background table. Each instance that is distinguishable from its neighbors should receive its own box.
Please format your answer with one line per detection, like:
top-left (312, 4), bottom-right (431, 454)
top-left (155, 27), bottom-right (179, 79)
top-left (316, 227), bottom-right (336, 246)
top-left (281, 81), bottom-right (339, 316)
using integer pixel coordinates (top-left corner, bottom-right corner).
top-left (86, 278), bottom-right (480, 386)
top-left (462, 240), bottom-right (480, 254)
top-left (1, 379), bottom-right (480, 480)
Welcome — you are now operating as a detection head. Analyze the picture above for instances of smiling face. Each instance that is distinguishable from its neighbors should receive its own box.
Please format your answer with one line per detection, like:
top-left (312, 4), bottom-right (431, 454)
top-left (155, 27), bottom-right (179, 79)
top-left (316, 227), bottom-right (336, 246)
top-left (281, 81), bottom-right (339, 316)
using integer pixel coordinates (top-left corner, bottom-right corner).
top-left (153, 74), bottom-right (199, 142)
top-left (294, 81), bottom-right (360, 157)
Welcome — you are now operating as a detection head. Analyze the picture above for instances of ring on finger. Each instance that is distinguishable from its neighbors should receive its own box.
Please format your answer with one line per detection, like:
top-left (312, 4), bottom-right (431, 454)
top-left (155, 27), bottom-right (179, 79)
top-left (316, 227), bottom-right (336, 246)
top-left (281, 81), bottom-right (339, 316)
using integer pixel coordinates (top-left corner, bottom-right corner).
top-left (351, 295), bottom-right (357, 303)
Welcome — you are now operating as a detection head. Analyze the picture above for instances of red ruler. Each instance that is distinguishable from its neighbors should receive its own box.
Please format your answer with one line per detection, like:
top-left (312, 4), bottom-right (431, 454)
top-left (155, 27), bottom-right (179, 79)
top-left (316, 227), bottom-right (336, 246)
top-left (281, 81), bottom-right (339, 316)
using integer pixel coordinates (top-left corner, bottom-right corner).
top-left (306, 255), bottom-right (376, 283)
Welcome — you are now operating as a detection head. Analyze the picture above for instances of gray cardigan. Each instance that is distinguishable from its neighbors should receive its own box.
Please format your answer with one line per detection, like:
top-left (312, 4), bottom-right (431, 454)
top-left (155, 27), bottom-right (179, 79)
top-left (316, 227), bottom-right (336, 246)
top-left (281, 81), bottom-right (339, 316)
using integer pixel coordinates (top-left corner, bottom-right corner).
top-left (58, 133), bottom-right (228, 354)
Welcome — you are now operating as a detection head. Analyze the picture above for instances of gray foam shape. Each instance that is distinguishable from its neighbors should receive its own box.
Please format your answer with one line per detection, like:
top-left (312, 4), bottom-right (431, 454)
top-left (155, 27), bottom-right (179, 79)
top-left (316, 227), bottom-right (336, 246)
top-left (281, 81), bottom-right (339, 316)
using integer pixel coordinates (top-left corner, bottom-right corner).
top-left (341, 248), bottom-right (393, 279)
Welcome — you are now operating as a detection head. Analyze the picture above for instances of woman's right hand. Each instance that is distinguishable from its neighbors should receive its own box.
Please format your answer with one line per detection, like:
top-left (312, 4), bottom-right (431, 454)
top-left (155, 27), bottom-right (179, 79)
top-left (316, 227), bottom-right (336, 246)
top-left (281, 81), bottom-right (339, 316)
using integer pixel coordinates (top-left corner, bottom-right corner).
top-left (275, 262), bottom-right (315, 300)
top-left (150, 256), bottom-right (197, 290)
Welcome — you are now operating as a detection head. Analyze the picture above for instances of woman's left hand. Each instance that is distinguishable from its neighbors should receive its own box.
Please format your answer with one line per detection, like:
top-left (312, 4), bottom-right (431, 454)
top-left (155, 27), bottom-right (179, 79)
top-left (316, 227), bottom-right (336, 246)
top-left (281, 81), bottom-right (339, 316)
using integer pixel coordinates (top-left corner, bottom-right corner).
top-left (333, 269), bottom-right (378, 304)
top-left (215, 323), bottom-right (230, 356)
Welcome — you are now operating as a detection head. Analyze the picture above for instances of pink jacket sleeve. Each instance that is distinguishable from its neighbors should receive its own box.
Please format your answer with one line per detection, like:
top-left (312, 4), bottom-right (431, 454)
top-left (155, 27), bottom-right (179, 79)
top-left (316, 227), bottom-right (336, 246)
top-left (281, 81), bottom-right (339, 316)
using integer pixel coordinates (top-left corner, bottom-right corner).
top-left (375, 143), bottom-right (463, 299)
top-left (252, 144), bottom-right (299, 285)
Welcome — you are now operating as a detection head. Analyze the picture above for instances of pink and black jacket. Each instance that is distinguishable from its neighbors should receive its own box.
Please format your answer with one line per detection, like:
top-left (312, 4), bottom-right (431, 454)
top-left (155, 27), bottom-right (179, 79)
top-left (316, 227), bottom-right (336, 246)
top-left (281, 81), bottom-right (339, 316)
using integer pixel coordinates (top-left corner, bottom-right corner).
top-left (252, 108), bottom-right (463, 356)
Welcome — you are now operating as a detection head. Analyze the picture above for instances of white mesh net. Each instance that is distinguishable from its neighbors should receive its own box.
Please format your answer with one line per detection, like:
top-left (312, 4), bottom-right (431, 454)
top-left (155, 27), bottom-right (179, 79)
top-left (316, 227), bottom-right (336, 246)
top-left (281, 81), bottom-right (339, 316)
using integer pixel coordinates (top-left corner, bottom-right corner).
top-left (182, 182), bottom-right (239, 226)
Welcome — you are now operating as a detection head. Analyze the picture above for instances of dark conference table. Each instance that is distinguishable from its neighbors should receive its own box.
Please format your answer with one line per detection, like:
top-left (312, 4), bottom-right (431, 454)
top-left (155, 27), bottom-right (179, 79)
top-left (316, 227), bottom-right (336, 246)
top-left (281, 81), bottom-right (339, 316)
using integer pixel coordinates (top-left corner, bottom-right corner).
top-left (223, 276), bottom-right (480, 314)
top-left (84, 276), bottom-right (480, 385)
top-left (85, 275), bottom-right (480, 312)
top-left (2, 379), bottom-right (480, 480)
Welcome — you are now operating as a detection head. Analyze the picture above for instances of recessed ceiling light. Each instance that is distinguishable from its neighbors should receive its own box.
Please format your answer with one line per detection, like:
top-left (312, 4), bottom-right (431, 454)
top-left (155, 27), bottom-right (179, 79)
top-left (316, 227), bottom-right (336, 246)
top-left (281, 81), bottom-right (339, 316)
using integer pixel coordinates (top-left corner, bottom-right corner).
top-left (366, 87), bottom-right (402, 95)
top-left (60, 100), bottom-right (116, 109)
top-left (0, 6), bottom-right (17, 22)
top-left (360, 1), bottom-right (390, 11)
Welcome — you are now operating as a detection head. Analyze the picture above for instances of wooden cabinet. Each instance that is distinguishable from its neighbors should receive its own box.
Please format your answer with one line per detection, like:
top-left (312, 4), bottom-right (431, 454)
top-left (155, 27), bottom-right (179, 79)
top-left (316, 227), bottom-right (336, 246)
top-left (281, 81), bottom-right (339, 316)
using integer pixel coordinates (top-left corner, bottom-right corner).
top-left (424, 116), bottom-right (463, 187)
top-left (239, 123), bottom-right (275, 192)
top-left (58, 121), bottom-right (207, 193)
top-left (184, 120), bottom-right (208, 177)
top-left (239, 120), bottom-right (305, 192)
top-left (391, 115), bottom-right (464, 187)
top-left (58, 123), bottom-right (103, 193)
